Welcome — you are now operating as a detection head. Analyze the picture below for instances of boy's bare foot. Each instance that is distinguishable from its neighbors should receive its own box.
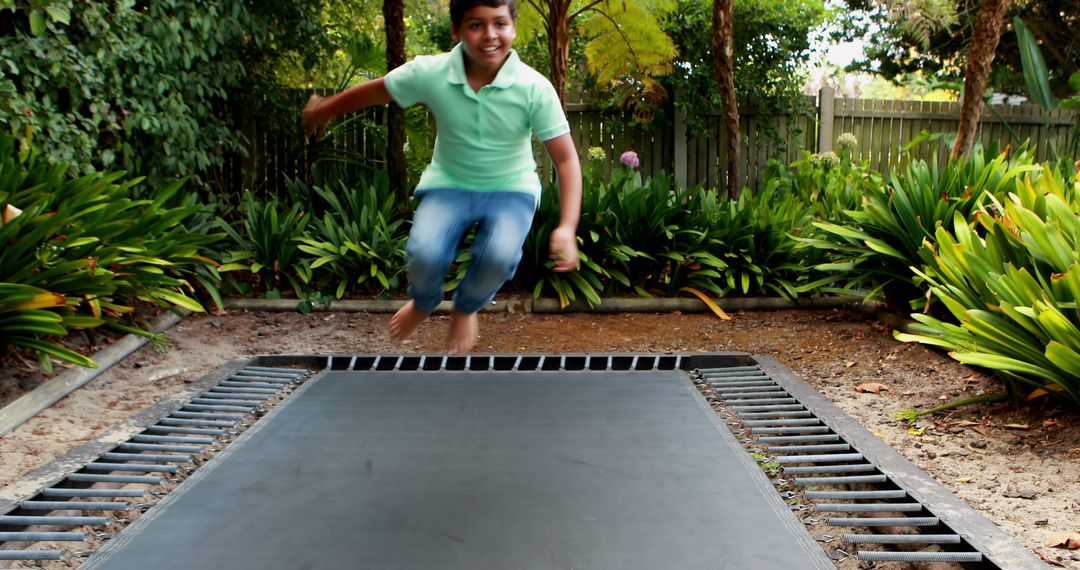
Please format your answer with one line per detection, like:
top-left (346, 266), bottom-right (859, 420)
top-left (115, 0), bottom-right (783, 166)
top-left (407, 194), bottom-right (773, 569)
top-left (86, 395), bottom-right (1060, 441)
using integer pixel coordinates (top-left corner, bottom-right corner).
top-left (447, 310), bottom-right (479, 355)
top-left (389, 300), bottom-right (428, 341)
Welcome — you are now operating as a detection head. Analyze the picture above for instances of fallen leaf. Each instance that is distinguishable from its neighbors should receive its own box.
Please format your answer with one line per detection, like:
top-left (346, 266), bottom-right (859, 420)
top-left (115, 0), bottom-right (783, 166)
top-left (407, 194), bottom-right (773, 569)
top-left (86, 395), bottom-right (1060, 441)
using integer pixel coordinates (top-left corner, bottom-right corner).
top-left (1027, 385), bottom-right (1066, 400)
top-left (845, 361), bottom-right (855, 368)
top-left (955, 420), bottom-right (980, 426)
top-left (1043, 419), bottom-right (1059, 428)
top-left (1004, 423), bottom-right (1031, 430)
top-left (955, 477), bottom-right (973, 483)
top-left (856, 382), bottom-right (888, 394)
top-left (1044, 531), bottom-right (1080, 549)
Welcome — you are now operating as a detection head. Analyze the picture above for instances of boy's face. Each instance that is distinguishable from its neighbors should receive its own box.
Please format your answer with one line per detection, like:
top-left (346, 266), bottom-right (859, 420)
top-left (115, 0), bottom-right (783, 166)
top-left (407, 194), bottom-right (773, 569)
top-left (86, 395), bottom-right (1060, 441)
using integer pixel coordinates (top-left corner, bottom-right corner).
top-left (451, 5), bottom-right (516, 76)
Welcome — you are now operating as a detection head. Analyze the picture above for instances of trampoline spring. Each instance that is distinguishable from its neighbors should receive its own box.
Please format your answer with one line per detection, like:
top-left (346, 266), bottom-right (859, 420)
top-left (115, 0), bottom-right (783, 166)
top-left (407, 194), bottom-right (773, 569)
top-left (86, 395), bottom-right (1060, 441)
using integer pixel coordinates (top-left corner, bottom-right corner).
top-left (751, 426), bottom-right (831, 434)
top-left (757, 434), bottom-right (841, 444)
top-left (183, 403), bottom-right (252, 413)
top-left (210, 386), bottom-right (280, 394)
top-left (243, 366), bottom-right (304, 375)
top-left (737, 411), bottom-right (814, 420)
top-left (201, 392), bottom-right (270, 401)
top-left (0, 515), bottom-right (108, 526)
top-left (697, 366), bottom-right (764, 374)
top-left (19, 501), bottom-right (128, 511)
top-left (743, 418), bottom-right (821, 427)
top-left (145, 425), bottom-right (224, 436)
top-left (160, 418), bottom-right (236, 428)
top-left (118, 443), bottom-right (203, 454)
top-left (795, 474), bottom-right (886, 486)
top-left (0, 550), bottom-right (64, 561)
top-left (102, 452), bottom-right (192, 463)
top-left (856, 551), bottom-right (982, 563)
top-left (0, 532), bottom-right (85, 541)
top-left (774, 453), bottom-right (864, 464)
top-left (720, 392), bottom-right (792, 400)
top-left (172, 411), bottom-right (245, 421)
top-left (706, 375), bottom-right (771, 383)
top-left (828, 516), bottom-right (940, 527)
top-left (712, 382), bottom-right (781, 392)
top-left (767, 443), bottom-right (851, 454)
top-left (131, 435), bottom-right (214, 445)
top-left (229, 375), bottom-right (292, 384)
top-left (732, 404), bottom-right (804, 412)
top-left (66, 474), bottom-right (162, 485)
top-left (814, 503), bottom-right (924, 513)
top-left (235, 369), bottom-right (298, 379)
top-left (194, 399), bottom-right (263, 409)
top-left (783, 464), bottom-right (877, 475)
top-left (42, 488), bottom-right (145, 498)
top-left (806, 490), bottom-right (906, 500)
top-left (843, 533), bottom-right (961, 544)
top-left (84, 462), bottom-right (178, 474)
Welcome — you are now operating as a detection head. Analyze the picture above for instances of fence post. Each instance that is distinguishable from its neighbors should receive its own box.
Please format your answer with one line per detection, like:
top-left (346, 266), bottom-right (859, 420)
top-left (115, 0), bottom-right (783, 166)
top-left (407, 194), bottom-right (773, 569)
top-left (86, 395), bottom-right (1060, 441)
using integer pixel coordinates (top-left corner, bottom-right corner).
top-left (674, 90), bottom-right (688, 190)
top-left (818, 86), bottom-right (835, 153)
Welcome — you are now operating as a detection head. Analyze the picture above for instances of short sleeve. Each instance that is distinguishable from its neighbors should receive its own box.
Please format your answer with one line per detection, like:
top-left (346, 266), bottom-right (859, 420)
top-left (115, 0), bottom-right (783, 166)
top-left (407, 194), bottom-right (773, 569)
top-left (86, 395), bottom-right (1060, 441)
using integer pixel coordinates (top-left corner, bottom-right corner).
top-left (383, 57), bottom-right (428, 108)
top-left (531, 80), bottom-right (570, 141)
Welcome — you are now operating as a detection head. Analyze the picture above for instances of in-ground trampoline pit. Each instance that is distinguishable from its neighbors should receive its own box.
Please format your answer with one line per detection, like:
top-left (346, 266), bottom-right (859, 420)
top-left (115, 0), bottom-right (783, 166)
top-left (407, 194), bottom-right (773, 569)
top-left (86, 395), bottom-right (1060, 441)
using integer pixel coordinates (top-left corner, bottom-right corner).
top-left (1, 353), bottom-right (1050, 569)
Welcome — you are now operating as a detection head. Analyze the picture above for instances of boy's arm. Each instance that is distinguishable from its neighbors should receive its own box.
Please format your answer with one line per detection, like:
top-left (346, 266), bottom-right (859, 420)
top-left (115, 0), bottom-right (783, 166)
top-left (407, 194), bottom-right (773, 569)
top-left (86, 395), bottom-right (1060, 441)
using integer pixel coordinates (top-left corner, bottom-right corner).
top-left (543, 133), bottom-right (582, 272)
top-left (302, 78), bottom-right (394, 140)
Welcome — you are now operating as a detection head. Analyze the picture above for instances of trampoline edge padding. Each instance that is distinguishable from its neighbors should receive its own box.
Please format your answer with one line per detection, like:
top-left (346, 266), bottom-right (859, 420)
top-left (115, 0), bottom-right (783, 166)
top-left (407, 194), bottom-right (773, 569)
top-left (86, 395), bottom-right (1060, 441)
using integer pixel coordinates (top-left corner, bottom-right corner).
top-left (82, 366), bottom-right (833, 570)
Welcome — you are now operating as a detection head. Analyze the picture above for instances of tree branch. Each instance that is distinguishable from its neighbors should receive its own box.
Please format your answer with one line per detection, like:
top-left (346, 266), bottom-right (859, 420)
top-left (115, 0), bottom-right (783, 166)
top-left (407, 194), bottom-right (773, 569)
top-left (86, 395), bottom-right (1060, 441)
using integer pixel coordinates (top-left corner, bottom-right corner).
top-left (569, 0), bottom-right (608, 22)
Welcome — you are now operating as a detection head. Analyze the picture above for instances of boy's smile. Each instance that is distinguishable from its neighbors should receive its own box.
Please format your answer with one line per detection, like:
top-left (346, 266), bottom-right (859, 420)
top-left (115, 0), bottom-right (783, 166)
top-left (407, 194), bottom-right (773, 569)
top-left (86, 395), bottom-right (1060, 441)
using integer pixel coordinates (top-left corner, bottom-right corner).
top-left (452, 5), bottom-right (516, 80)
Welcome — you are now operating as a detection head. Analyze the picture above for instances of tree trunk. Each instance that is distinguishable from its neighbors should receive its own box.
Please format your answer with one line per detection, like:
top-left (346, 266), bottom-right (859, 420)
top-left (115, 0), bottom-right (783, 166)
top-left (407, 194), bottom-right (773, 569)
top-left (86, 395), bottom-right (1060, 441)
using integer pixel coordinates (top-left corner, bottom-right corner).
top-left (951, 0), bottom-right (1011, 161)
top-left (546, 0), bottom-right (572, 105)
top-left (712, 0), bottom-right (740, 197)
top-left (383, 0), bottom-right (409, 203)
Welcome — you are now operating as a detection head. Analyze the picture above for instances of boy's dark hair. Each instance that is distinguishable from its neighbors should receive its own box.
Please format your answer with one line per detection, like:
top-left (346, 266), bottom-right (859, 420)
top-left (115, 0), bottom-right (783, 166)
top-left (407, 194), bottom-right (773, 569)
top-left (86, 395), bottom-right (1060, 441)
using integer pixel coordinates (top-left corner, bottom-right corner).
top-left (450, 0), bottom-right (518, 27)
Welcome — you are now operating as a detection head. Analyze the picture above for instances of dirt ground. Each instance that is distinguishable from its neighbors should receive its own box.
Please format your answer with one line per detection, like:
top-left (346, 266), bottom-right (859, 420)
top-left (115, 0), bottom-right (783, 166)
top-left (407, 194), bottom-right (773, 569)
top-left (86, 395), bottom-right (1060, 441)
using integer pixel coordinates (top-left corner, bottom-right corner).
top-left (1, 306), bottom-right (1078, 568)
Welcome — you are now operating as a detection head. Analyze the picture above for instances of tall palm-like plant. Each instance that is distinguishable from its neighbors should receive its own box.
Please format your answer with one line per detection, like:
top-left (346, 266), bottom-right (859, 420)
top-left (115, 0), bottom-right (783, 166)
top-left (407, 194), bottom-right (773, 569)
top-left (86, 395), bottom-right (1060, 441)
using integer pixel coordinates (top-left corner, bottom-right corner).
top-left (518, 0), bottom-right (676, 104)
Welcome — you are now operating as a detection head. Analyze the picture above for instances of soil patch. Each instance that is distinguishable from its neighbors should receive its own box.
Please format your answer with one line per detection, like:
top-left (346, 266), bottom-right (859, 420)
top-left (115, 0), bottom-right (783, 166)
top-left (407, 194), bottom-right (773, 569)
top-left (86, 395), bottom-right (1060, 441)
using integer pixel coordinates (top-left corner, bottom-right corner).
top-left (1, 307), bottom-right (1078, 568)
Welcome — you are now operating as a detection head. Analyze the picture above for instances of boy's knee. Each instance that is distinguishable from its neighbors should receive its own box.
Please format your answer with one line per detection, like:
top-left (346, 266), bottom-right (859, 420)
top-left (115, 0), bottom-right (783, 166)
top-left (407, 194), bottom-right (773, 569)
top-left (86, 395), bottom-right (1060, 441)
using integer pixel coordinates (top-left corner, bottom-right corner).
top-left (480, 243), bottom-right (523, 273)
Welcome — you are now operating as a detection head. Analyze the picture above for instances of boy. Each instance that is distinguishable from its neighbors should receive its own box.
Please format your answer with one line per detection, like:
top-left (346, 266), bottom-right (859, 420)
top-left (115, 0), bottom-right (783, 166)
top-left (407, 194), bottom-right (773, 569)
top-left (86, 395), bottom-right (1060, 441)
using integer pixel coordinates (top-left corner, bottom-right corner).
top-left (302, 0), bottom-right (582, 355)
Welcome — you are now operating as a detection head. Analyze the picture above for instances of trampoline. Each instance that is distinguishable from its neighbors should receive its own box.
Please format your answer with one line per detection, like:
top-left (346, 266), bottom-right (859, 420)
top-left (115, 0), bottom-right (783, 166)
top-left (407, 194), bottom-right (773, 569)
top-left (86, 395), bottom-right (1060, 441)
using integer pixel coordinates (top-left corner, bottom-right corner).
top-left (1, 353), bottom-right (1050, 569)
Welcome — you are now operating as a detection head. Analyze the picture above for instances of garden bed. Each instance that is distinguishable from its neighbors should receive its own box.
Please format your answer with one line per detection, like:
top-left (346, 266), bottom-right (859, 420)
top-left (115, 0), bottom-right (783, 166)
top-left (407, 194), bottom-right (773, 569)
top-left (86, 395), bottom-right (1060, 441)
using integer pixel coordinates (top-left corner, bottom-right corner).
top-left (1, 306), bottom-right (1078, 568)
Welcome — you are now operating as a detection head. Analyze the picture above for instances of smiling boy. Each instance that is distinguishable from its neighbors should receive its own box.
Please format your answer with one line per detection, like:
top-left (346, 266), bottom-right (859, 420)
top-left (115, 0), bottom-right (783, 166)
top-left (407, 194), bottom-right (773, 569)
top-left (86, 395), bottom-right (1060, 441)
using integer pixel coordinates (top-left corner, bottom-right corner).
top-left (302, 0), bottom-right (582, 355)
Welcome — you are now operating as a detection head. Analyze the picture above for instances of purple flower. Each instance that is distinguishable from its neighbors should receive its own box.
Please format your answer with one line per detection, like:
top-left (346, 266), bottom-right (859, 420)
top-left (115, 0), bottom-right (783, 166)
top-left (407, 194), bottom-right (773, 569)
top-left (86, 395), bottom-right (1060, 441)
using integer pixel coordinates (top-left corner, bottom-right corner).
top-left (619, 150), bottom-right (640, 169)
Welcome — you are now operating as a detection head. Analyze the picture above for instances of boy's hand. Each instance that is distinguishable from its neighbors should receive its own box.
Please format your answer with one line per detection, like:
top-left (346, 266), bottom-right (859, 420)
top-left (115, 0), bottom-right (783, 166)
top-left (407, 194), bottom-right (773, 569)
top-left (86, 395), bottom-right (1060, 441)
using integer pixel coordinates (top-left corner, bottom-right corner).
top-left (302, 94), bottom-right (329, 140)
top-left (549, 225), bottom-right (579, 272)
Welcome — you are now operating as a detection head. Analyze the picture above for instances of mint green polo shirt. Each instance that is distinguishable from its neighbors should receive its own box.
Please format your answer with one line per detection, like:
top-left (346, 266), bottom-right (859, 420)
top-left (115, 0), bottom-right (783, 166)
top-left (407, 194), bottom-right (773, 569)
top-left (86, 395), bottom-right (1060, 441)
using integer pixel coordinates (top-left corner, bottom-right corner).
top-left (383, 43), bottom-right (570, 200)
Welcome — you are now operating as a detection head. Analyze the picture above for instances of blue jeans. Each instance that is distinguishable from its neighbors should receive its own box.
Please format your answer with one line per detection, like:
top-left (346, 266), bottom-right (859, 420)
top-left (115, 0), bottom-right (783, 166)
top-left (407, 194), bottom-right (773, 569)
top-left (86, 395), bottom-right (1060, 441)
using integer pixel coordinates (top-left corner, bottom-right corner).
top-left (407, 189), bottom-right (536, 314)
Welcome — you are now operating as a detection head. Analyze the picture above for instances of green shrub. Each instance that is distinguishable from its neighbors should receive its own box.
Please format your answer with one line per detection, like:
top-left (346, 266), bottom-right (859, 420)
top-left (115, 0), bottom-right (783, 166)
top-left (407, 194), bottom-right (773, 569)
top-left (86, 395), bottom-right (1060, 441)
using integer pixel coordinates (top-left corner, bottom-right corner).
top-left (218, 193), bottom-right (310, 297)
top-left (896, 167), bottom-right (1080, 407)
top-left (801, 146), bottom-right (1042, 310)
top-left (297, 176), bottom-right (408, 298)
top-left (0, 136), bottom-right (223, 370)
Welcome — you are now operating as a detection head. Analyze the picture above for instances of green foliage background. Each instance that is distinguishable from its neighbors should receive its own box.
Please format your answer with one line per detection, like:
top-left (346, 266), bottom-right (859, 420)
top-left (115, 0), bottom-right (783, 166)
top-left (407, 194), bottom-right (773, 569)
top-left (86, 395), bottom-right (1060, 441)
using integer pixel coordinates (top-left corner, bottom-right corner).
top-left (0, 0), bottom-right (325, 190)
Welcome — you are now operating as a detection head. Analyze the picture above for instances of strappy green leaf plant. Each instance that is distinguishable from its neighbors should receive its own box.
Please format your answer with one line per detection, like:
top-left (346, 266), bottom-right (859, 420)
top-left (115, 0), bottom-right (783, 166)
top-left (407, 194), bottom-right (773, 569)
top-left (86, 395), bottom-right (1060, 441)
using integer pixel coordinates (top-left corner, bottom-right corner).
top-left (800, 146), bottom-right (1042, 311)
top-left (296, 177), bottom-right (408, 298)
top-left (895, 167), bottom-right (1080, 407)
top-left (0, 136), bottom-right (222, 370)
top-left (219, 192), bottom-right (310, 297)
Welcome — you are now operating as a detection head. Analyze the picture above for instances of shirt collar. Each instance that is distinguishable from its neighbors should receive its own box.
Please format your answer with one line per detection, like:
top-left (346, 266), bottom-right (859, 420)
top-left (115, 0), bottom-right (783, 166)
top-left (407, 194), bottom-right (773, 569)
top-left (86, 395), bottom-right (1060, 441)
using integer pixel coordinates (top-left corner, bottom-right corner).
top-left (447, 42), bottom-right (519, 89)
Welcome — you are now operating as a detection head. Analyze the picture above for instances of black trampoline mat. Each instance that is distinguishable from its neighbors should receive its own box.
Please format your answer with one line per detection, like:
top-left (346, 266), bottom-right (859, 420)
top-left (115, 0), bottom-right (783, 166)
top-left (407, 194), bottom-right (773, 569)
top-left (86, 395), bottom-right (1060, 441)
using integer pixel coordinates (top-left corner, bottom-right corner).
top-left (83, 369), bottom-right (832, 569)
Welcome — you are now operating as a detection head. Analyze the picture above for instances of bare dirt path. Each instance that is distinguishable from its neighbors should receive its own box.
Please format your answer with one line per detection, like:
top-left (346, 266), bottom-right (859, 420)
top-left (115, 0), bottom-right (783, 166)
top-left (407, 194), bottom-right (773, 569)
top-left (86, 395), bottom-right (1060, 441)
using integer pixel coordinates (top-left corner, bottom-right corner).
top-left (1, 307), bottom-right (1078, 567)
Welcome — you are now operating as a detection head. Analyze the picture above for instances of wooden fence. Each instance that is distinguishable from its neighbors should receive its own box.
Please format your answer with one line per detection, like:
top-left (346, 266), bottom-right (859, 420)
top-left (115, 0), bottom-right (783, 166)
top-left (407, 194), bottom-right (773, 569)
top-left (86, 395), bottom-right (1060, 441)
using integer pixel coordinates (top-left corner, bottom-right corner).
top-left (213, 87), bottom-right (1078, 196)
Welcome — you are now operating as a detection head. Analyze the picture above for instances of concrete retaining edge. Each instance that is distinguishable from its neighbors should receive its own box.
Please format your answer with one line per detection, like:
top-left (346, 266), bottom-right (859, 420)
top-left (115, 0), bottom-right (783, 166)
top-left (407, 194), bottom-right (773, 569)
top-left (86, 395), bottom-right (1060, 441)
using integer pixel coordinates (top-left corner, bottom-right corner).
top-left (223, 295), bottom-right (879, 314)
top-left (0, 311), bottom-right (186, 438)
